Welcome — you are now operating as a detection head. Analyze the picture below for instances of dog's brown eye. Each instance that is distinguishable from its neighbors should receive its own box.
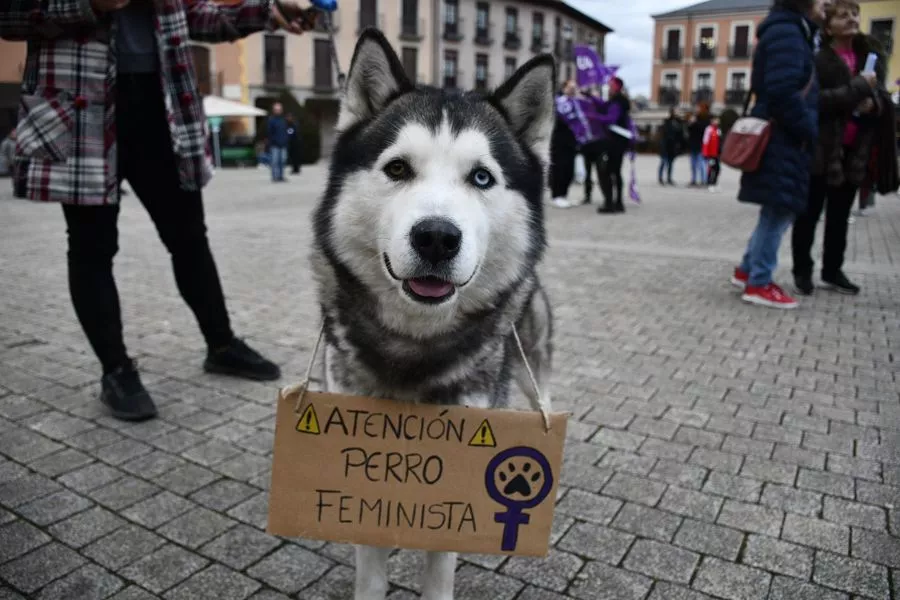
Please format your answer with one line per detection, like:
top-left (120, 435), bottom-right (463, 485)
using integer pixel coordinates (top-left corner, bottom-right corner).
top-left (384, 159), bottom-right (413, 181)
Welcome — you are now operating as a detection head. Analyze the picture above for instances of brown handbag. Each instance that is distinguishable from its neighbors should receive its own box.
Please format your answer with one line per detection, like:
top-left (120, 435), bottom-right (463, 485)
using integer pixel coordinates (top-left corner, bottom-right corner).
top-left (721, 71), bottom-right (815, 173)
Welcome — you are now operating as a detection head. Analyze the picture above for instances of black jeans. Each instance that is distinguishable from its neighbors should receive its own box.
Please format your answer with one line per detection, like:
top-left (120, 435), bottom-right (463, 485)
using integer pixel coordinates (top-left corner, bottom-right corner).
top-left (580, 140), bottom-right (606, 202)
top-left (707, 157), bottom-right (720, 185)
top-left (602, 143), bottom-right (626, 206)
top-left (63, 73), bottom-right (233, 374)
top-left (791, 175), bottom-right (857, 279)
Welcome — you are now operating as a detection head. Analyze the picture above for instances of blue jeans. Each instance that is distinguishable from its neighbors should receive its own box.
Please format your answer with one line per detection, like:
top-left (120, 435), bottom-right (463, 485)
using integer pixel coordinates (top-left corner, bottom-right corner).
top-left (690, 152), bottom-right (707, 185)
top-left (740, 204), bottom-right (796, 287)
top-left (658, 154), bottom-right (674, 182)
top-left (270, 147), bottom-right (287, 181)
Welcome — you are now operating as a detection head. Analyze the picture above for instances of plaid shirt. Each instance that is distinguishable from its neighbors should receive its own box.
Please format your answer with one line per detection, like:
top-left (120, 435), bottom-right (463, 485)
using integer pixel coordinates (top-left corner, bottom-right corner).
top-left (0, 0), bottom-right (272, 205)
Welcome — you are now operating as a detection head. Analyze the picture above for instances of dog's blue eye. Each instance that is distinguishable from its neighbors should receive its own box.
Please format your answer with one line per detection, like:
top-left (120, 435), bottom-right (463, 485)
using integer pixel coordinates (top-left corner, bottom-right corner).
top-left (384, 159), bottom-right (413, 181)
top-left (470, 168), bottom-right (495, 189)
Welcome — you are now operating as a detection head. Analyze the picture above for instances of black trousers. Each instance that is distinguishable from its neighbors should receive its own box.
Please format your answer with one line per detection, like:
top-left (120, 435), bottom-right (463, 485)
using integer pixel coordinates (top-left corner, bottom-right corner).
top-left (791, 174), bottom-right (857, 279)
top-left (580, 140), bottom-right (606, 202)
top-left (602, 143), bottom-right (626, 207)
top-left (707, 157), bottom-right (720, 185)
top-left (63, 73), bottom-right (233, 374)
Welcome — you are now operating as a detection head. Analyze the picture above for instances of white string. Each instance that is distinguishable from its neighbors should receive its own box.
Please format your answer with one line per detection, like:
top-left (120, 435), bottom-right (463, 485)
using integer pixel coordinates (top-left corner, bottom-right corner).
top-left (512, 324), bottom-right (552, 432)
top-left (281, 321), bottom-right (326, 414)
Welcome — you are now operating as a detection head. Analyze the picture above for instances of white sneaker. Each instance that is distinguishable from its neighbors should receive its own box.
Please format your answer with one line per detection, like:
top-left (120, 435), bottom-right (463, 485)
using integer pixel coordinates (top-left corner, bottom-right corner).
top-left (708, 185), bottom-right (718, 193)
top-left (551, 197), bottom-right (572, 209)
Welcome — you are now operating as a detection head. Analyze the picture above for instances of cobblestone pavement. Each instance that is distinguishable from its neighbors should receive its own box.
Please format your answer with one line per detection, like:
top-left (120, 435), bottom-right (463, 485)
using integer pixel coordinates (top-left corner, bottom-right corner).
top-left (1, 156), bottom-right (899, 600)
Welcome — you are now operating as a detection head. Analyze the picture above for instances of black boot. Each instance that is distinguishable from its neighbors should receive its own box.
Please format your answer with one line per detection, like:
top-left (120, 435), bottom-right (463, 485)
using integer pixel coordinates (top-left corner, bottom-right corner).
top-left (204, 337), bottom-right (282, 381)
top-left (821, 271), bottom-right (860, 295)
top-left (101, 360), bottom-right (158, 422)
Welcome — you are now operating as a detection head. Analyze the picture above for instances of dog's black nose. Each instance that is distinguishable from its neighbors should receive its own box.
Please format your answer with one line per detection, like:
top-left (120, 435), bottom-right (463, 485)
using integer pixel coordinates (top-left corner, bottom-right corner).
top-left (410, 218), bottom-right (462, 264)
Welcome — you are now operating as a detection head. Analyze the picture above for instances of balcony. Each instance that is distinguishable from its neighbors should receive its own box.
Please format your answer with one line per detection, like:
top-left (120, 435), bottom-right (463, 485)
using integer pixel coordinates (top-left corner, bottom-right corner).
top-left (314, 9), bottom-right (340, 33)
top-left (692, 87), bottom-right (714, 104)
top-left (660, 46), bottom-right (683, 62)
top-left (443, 69), bottom-right (463, 91)
top-left (474, 73), bottom-right (491, 92)
top-left (657, 86), bottom-right (681, 106)
top-left (728, 44), bottom-right (753, 59)
top-left (725, 89), bottom-right (747, 105)
top-left (504, 29), bottom-right (522, 50)
top-left (399, 17), bottom-right (425, 41)
top-left (263, 64), bottom-right (292, 87)
top-left (474, 23), bottom-right (493, 46)
top-left (531, 34), bottom-right (546, 53)
top-left (443, 18), bottom-right (464, 42)
top-left (694, 44), bottom-right (717, 61)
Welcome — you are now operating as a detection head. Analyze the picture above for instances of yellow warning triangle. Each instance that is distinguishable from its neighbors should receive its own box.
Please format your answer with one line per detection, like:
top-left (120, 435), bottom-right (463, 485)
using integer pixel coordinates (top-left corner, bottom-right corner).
top-left (468, 419), bottom-right (497, 447)
top-left (296, 404), bottom-right (321, 435)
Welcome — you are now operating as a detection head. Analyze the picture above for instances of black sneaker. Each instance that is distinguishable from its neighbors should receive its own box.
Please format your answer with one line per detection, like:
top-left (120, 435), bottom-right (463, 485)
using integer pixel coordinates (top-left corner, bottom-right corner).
top-left (821, 271), bottom-right (860, 295)
top-left (204, 337), bottom-right (281, 381)
top-left (100, 360), bottom-right (158, 421)
top-left (793, 274), bottom-right (814, 296)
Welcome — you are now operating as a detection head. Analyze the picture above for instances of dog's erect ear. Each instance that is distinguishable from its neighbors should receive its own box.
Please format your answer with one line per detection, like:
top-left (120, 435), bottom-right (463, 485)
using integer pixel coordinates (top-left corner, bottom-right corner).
top-left (337, 29), bottom-right (413, 131)
top-left (490, 54), bottom-right (556, 162)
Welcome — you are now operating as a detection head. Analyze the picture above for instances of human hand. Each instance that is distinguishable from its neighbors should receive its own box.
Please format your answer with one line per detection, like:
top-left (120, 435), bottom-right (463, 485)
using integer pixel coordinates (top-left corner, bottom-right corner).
top-left (857, 98), bottom-right (875, 113)
top-left (272, 0), bottom-right (319, 34)
top-left (862, 72), bottom-right (878, 88)
top-left (90, 0), bottom-right (129, 12)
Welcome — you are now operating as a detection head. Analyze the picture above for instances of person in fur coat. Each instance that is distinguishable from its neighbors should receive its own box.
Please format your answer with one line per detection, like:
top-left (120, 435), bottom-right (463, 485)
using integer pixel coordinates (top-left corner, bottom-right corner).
top-left (790, 0), bottom-right (885, 296)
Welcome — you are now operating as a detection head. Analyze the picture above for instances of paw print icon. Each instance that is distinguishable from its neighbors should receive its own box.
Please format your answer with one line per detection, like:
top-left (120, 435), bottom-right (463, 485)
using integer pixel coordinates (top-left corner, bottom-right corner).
top-left (484, 447), bottom-right (554, 552)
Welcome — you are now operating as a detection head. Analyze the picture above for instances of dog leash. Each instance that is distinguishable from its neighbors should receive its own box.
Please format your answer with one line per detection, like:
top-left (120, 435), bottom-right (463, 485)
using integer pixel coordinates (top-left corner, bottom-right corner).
top-left (279, 321), bottom-right (553, 432)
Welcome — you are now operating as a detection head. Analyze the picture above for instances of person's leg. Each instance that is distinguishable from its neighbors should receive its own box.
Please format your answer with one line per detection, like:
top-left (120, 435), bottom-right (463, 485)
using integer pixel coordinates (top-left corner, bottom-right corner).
top-left (600, 147), bottom-right (625, 213)
top-left (658, 153), bottom-right (666, 184)
top-left (667, 155), bottom-right (675, 184)
top-left (791, 175), bottom-right (827, 280)
top-left (698, 156), bottom-right (708, 185)
top-left (748, 205), bottom-right (795, 288)
top-left (61, 204), bottom-right (128, 374)
top-left (120, 74), bottom-right (280, 380)
top-left (582, 149), bottom-right (594, 203)
top-left (821, 181), bottom-right (859, 293)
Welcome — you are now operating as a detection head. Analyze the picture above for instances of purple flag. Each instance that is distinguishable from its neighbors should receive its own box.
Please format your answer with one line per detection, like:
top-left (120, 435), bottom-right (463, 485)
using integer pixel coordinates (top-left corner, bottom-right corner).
top-left (574, 45), bottom-right (602, 88)
top-left (628, 121), bottom-right (641, 204)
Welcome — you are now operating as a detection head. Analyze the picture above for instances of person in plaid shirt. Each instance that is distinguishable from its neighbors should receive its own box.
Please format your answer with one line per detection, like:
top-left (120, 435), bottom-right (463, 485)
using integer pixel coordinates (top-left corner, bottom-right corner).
top-left (1, 0), bottom-right (317, 421)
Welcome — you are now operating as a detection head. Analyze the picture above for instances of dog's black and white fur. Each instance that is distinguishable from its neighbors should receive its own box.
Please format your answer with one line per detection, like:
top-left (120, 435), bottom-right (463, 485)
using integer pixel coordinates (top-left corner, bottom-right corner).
top-left (310, 29), bottom-right (556, 600)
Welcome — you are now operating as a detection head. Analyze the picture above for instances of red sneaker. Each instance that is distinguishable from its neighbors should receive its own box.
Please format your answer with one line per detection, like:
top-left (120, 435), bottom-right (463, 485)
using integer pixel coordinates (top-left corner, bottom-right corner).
top-left (742, 283), bottom-right (799, 309)
top-left (730, 267), bottom-right (749, 289)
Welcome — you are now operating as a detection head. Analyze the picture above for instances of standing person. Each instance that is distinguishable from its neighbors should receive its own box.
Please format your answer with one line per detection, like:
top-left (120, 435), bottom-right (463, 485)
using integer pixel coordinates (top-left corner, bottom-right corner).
top-left (688, 103), bottom-right (712, 187)
top-left (550, 80), bottom-right (581, 209)
top-left (267, 102), bottom-right (289, 182)
top-left (597, 77), bottom-right (632, 214)
top-left (286, 113), bottom-right (303, 175)
top-left (703, 117), bottom-right (722, 192)
top-left (658, 109), bottom-right (684, 185)
top-left (1, 0), bottom-right (317, 421)
top-left (731, 0), bottom-right (823, 309)
top-left (791, 0), bottom-right (884, 296)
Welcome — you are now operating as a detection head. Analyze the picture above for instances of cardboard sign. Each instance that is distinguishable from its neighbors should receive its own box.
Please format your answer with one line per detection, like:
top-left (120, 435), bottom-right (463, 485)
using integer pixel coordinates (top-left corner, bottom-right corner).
top-left (267, 390), bottom-right (568, 556)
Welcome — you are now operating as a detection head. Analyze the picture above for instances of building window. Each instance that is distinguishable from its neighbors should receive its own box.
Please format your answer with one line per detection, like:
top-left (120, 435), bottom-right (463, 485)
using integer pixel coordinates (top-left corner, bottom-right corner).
top-left (264, 34), bottom-right (286, 85)
top-left (730, 72), bottom-right (746, 90)
top-left (870, 19), bottom-right (894, 54)
top-left (401, 0), bottom-right (419, 38)
top-left (314, 39), bottom-right (333, 90)
top-left (663, 28), bottom-right (682, 61)
top-left (476, 3), bottom-right (488, 31)
top-left (696, 26), bottom-right (716, 60)
top-left (532, 12), bottom-right (544, 50)
top-left (731, 24), bottom-right (751, 58)
top-left (664, 73), bottom-right (678, 87)
top-left (359, 0), bottom-right (377, 31)
top-left (475, 53), bottom-right (489, 91)
top-left (504, 56), bottom-right (517, 79)
top-left (506, 8), bottom-right (518, 35)
top-left (402, 47), bottom-right (418, 85)
top-left (191, 45), bottom-right (212, 95)
top-left (443, 50), bottom-right (458, 89)
top-left (444, 0), bottom-right (458, 26)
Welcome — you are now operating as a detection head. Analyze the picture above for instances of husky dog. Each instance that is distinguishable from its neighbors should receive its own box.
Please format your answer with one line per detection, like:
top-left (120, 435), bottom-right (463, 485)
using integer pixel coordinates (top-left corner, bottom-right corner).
top-left (310, 29), bottom-right (556, 600)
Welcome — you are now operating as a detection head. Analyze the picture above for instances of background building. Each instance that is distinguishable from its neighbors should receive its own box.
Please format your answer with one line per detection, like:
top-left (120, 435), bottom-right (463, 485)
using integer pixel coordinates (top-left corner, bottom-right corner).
top-left (858, 0), bottom-right (898, 98)
top-left (0, 41), bottom-right (26, 137)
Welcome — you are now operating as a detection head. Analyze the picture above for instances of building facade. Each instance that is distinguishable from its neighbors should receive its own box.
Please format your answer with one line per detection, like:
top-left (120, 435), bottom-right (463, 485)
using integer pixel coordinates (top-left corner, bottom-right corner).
top-left (649, 0), bottom-right (769, 113)
top-left (858, 0), bottom-right (898, 96)
top-left (213, 0), bottom-right (611, 154)
top-left (0, 41), bottom-right (26, 137)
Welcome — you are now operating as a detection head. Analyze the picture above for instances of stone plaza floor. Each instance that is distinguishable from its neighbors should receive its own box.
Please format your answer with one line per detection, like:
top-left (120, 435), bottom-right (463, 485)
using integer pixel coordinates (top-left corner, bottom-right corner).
top-left (1, 156), bottom-right (899, 599)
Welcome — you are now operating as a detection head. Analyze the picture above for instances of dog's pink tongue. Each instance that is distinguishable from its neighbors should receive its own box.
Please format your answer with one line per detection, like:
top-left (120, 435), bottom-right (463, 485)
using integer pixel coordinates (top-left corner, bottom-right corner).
top-left (408, 278), bottom-right (454, 298)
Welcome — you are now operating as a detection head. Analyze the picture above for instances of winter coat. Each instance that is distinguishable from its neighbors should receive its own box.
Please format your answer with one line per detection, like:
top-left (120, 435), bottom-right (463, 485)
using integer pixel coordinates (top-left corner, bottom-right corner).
top-left (702, 125), bottom-right (720, 159)
top-left (813, 34), bottom-right (887, 188)
top-left (659, 117), bottom-right (685, 157)
top-left (688, 116), bottom-right (711, 153)
top-left (0, 0), bottom-right (273, 205)
top-left (267, 115), bottom-right (289, 148)
top-left (871, 90), bottom-right (899, 194)
top-left (738, 7), bottom-right (819, 215)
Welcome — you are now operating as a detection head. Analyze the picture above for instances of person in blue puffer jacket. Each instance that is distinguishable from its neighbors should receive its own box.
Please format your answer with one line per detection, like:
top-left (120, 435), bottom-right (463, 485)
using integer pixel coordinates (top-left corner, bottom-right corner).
top-left (730, 0), bottom-right (825, 309)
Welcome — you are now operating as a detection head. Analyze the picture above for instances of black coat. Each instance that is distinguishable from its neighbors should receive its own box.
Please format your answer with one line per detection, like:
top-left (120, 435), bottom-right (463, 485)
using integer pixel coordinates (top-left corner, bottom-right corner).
top-left (737, 7), bottom-right (819, 215)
